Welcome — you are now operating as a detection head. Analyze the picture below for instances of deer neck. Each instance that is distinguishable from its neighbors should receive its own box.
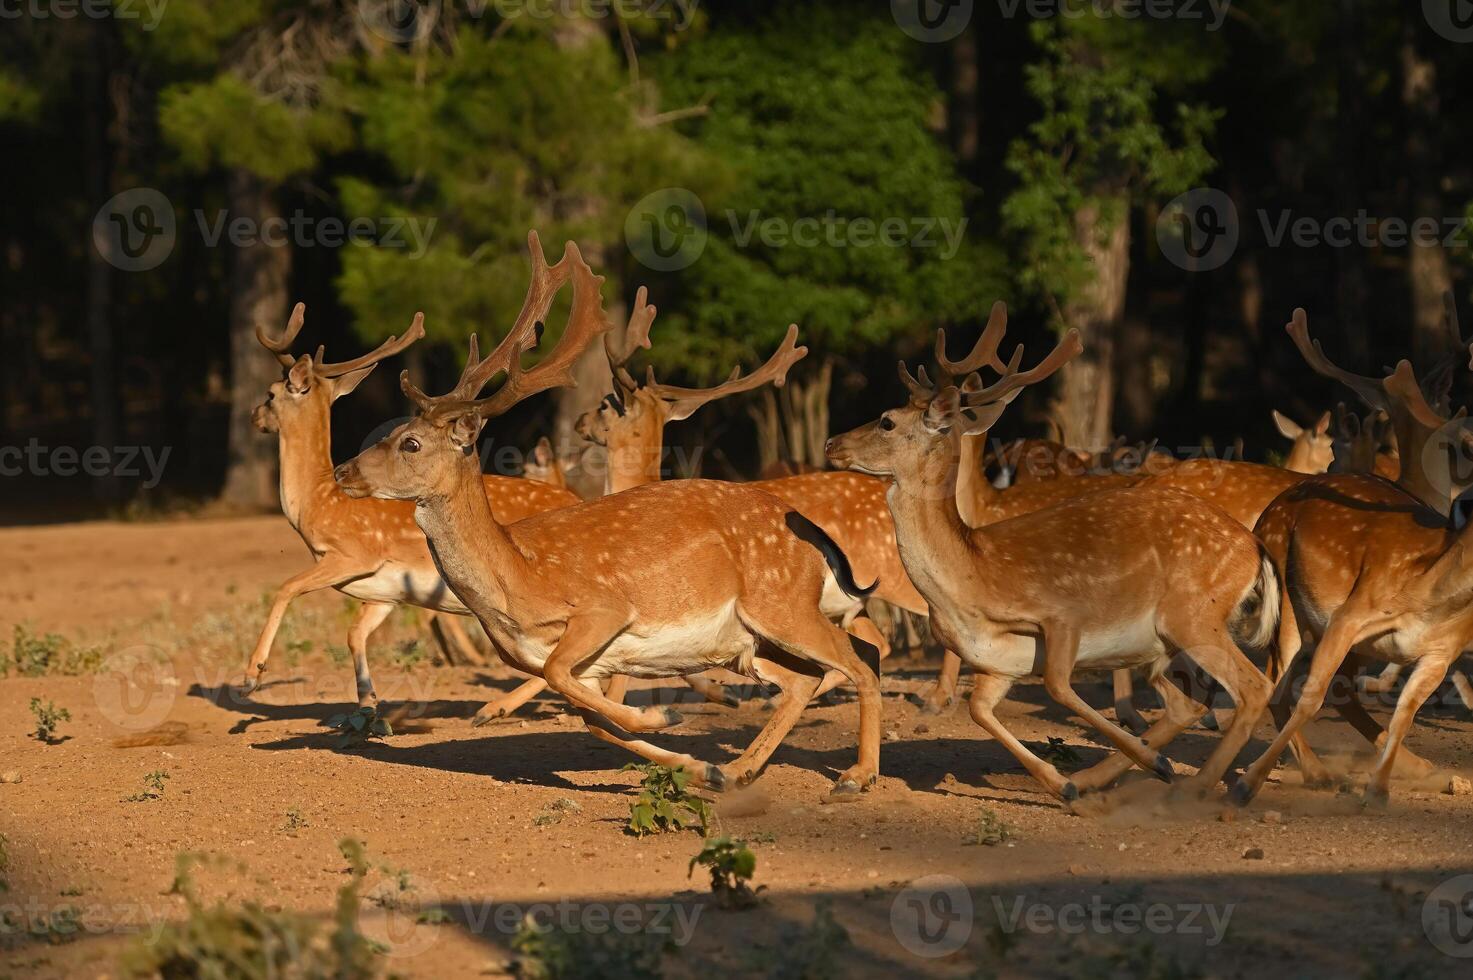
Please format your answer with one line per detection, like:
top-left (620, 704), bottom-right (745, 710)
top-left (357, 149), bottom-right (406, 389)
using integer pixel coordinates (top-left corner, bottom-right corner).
top-left (1391, 417), bottom-right (1454, 518)
top-left (606, 422), bottom-right (666, 494)
top-left (412, 461), bottom-right (528, 617)
top-left (954, 433), bottom-right (1000, 528)
top-left (1284, 441), bottom-right (1314, 474)
top-left (885, 450), bottom-right (980, 612)
top-left (276, 410), bottom-right (337, 529)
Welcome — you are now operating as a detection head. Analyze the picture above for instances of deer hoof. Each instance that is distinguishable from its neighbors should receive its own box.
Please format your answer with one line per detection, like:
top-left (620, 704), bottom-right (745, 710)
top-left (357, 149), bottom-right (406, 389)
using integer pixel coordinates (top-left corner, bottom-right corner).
top-left (827, 779), bottom-right (862, 800)
top-left (1362, 785), bottom-right (1390, 810)
top-left (1228, 778), bottom-right (1255, 808)
top-left (653, 707), bottom-right (684, 729)
top-left (1152, 754), bottom-right (1174, 783)
top-left (1199, 711), bottom-right (1220, 732)
top-left (1060, 781), bottom-right (1080, 802)
top-left (704, 765), bottom-right (728, 792)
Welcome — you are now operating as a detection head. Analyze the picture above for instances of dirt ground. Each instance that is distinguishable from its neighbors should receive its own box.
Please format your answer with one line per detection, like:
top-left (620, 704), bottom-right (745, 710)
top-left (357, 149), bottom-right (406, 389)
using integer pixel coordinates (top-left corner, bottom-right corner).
top-left (2, 515), bottom-right (1472, 979)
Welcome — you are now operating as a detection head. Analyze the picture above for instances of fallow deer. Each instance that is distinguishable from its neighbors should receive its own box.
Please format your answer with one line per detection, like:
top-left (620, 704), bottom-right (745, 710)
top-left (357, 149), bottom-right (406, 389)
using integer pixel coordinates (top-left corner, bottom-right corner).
top-left (1272, 410), bottom-right (1333, 474)
top-left (827, 315), bottom-right (1278, 803)
top-left (334, 232), bottom-right (882, 797)
top-left (244, 305), bottom-right (578, 705)
top-left (522, 436), bottom-right (573, 492)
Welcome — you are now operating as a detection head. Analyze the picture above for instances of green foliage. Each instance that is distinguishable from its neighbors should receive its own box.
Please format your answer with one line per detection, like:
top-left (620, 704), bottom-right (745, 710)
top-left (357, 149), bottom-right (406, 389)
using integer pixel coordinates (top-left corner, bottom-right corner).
top-left (623, 764), bottom-right (710, 836)
top-left (654, 3), bottom-right (1001, 374)
top-left (321, 705), bottom-right (393, 748)
top-left (0, 69), bottom-right (40, 122)
top-left (123, 840), bottom-right (382, 979)
top-left (124, 770), bottom-right (171, 803)
top-left (1002, 19), bottom-right (1219, 312)
top-left (282, 807), bottom-right (308, 835)
top-left (510, 913), bottom-right (672, 980)
top-left (5, 624), bottom-right (104, 677)
top-left (963, 809), bottom-right (1015, 847)
top-left (28, 698), bottom-right (70, 743)
top-left (688, 836), bottom-right (761, 910)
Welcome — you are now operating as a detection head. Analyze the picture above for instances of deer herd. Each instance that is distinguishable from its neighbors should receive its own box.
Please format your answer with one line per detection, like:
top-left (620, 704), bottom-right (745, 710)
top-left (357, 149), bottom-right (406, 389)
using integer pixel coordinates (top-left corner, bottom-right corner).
top-left (243, 229), bottom-right (1473, 810)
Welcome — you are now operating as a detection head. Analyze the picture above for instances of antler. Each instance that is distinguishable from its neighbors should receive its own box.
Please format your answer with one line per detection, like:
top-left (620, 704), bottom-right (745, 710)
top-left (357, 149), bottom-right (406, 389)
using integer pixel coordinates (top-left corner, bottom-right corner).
top-left (606, 286), bottom-right (657, 394)
top-left (1285, 308), bottom-right (1390, 412)
top-left (960, 328), bottom-right (1085, 410)
top-left (934, 301), bottom-right (1012, 384)
top-left (312, 314), bottom-right (425, 378)
top-left (402, 231), bottom-right (613, 419)
top-left (641, 325), bottom-right (807, 420)
top-left (256, 303), bottom-right (309, 367)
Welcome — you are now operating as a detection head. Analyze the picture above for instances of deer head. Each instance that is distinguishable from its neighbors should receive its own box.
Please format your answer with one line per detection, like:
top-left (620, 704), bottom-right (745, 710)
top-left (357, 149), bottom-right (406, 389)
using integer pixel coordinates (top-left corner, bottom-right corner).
top-left (827, 303), bottom-right (1082, 495)
top-left (252, 303), bottom-right (425, 435)
top-left (1272, 409), bottom-right (1333, 474)
top-left (335, 231), bottom-right (612, 501)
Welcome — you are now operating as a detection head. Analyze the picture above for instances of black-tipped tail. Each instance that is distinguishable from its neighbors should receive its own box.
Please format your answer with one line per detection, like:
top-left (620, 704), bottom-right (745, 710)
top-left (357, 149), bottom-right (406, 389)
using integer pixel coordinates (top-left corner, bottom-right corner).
top-left (784, 511), bottom-right (877, 599)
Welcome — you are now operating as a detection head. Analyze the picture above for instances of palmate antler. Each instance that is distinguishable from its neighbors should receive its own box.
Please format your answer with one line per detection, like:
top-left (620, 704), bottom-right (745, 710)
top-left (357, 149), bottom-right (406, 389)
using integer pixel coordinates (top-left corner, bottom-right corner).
top-left (402, 231), bottom-right (613, 421)
top-left (606, 286), bottom-right (657, 397)
top-left (255, 303), bottom-right (425, 376)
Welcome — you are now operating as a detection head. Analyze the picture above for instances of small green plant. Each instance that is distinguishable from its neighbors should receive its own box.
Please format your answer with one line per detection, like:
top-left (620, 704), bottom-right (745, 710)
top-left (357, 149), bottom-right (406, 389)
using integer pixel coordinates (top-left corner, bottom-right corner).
top-left (5, 624), bottom-right (104, 677)
top-left (534, 797), bottom-right (583, 827)
top-left (963, 809), bottom-right (1015, 847)
top-left (321, 705), bottom-right (393, 748)
top-left (510, 913), bottom-right (670, 980)
top-left (29, 698), bottom-right (70, 743)
top-left (122, 840), bottom-right (383, 978)
top-left (1037, 736), bottom-right (1082, 766)
top-left (124, 770), bottom-right (170, 802)
top-left (391, 639), bottom-right (427, 670)
top-left (689, 836), bottom-right (762, 910)
top-left (282, 807), bottom-right (308, 835)
top-left (624, 764), bottom-right (710, 836)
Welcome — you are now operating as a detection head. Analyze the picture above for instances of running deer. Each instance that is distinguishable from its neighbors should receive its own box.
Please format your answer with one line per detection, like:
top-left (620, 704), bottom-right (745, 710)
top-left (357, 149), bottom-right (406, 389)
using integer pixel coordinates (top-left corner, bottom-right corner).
top-left (244, 303), bottom-right (578, 704)
top-left (333, 232), bottom-right (881, 797)
top-left (574, 290), bottom-right (938, 701)
top-left (471, 287), bottom-right (809, 721)
top-left (826, 316), bottom-right (1277, 803)
top-left (1272, 410), bottom-right (1333, 474)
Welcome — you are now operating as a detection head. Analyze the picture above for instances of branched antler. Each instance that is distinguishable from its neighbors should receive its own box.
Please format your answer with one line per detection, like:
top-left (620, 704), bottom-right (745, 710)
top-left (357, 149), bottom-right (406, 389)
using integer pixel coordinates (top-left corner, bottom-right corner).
top-left (256, 303), bottom-right (424, 376)
top-left (256, 303), bottom-right (309, 367)
top-left (641, 325), bottom-right (807, 421)
top-left (1285, 308), bottom-right (1391, 412)
top-left (607, 285), bottom-right (657, 395)
top-left (934, 301), bottom-right (1012, 384)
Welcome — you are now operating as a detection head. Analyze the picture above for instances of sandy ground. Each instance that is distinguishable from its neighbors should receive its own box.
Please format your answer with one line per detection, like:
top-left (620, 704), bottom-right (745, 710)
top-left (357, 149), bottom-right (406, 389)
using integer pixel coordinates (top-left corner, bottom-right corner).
top-left (2, 515), bottom-right (1472, 978)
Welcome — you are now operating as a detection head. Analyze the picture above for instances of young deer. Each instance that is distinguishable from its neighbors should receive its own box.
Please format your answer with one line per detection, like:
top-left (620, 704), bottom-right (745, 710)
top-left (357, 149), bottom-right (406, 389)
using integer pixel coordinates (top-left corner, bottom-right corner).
top-left (1233, 311), bottom-right (1473, 805)
top-left (334, 232), bottom-right (882, 797)
top-left (245, 305), bottom-right (578, 704)
top-left (1271, 410), bottom-right (1333, 474)
top-left (827, 317), bottom-right (1277, 803)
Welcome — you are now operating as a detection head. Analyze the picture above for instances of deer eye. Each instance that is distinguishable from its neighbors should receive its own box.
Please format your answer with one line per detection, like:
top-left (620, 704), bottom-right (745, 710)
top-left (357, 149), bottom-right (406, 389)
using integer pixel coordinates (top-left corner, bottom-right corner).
top-left (401, 437), bottom-right (421, 454)
top-left (878, 416), bottom-right (896, 432)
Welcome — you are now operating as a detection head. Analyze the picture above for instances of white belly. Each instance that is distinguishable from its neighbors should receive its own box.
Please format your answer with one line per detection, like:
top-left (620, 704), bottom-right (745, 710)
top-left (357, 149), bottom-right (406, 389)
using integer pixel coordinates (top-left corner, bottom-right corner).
top-left (340, 563), bottom-right (469, 613)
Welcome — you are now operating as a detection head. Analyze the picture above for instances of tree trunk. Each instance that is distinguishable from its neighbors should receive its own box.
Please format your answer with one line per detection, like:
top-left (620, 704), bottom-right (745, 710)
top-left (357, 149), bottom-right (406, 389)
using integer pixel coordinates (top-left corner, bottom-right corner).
top-left (1401, 25), bottom-right (1452, 368)
top-left (1333, 0), bottom-right (1368, 365)
top-left (1055, 199), bottom-right (1129, 450)
top-left (948, 23), bottom-right (979, 177)
top-left (219, 170), bottom-right (290, 509)
top-left (84, 21), bottom-right (120, 502)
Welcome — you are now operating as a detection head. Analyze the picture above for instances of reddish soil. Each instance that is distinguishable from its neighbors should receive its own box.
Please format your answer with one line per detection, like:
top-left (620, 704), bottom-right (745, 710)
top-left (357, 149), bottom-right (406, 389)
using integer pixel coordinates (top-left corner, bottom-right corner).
top-left (1, 516), bottom-right (1472, 978)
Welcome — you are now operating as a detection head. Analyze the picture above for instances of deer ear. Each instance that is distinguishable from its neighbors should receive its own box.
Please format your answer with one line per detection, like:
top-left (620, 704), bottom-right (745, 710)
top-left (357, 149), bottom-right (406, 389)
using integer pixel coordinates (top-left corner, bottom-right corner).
top-left (533, 436), bottom-right (554, 467)
top-left (922, 387), bottom-right (961, 434)
top-left (447, 411), bottom-right (484, 452)
top-left (1271, 410), bottom-right (1301, 440)
top-left (330, 365), bottom-right (376, 402)
top-left (957, 401), bottom-right (1010, 437)
top-left (1313, 410), bottom-right (1332, 435)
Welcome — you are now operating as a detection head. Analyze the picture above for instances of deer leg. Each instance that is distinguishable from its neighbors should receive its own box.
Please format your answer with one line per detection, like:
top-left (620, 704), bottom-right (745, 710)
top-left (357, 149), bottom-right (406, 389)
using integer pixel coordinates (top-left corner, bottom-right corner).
top-left (719, 654), bottom-right (823, 787)
top-left (1364, 651), bottom-right (1455, 804)
top-left (1112, 668), bottom-right (1150, 735)
top-left (918, 651), bottom-right (964, 715)
top-left (541, 608), bottom-right (686, 734)
top-left (427, 612), bottom-right (487, 668)
top-left (806, 615), bottom-right (889, 701)
top-left (1453, 670), bottom-right (1473, 711)
top-left (1358, 661), bottom-right (1402, 698)
top-left (1234, 609), bottom-right (1374, 806)
top-left (1168, 628), bottom-right (1273, 795)
top-left (575, 697), bottom-right (727, 791)
top-left (242, 556), bottom-right (372, 693)
top-left (1072, 666), bottom-right (1206, 793)
top-left (967, 672), bottom-right (1078, 800)
top-left (346, 601), bottom-right (394, 707)
top-left (1039, 625), bottom-right (1175, 783)
top-left (680, 671), bottom-right (739, 707)
top-left (472, 678), bottom-right (549, 726)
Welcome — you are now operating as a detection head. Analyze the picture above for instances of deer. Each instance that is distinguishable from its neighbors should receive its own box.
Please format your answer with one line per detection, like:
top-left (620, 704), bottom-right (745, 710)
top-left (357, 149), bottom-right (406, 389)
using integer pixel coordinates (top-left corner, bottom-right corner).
top-left (1332, 403), bottom-right (1398, 479)
top-left (522, 436), bottom-right (573, 492)
top-left (1271, 410), bottom-right (1333, 474)
top-left (332, 231), bottom-right (882, 798)
top-left (470, 286), bottom-right (811, 721)
top-left (825, 314), bottom-right (1278, 804)
top-left (243, 304), bottom-right (579, 706)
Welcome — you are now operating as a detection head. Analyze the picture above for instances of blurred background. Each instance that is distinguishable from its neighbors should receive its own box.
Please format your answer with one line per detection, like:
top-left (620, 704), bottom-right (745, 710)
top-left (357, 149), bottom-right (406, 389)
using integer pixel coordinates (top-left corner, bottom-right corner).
top-left (4, 0), bottom-right (1472, 521)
